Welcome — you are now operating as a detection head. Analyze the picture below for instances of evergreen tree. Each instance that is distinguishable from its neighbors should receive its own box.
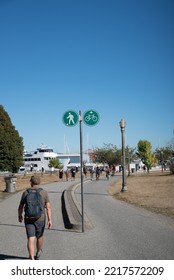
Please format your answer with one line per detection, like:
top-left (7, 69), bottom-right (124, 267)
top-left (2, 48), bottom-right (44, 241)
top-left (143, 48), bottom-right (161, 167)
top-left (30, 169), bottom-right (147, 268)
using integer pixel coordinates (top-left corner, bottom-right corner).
top-left (0, 105), bottom-right (24, 173)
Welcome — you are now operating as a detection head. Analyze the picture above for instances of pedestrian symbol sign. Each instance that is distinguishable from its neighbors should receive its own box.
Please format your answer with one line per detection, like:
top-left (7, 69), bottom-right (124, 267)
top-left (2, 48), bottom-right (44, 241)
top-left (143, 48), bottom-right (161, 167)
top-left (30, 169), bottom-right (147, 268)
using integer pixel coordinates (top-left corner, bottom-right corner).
top-left (62, 110), bottom-right (79, 127)
top-left (83, 110), bottom-right (100, 126)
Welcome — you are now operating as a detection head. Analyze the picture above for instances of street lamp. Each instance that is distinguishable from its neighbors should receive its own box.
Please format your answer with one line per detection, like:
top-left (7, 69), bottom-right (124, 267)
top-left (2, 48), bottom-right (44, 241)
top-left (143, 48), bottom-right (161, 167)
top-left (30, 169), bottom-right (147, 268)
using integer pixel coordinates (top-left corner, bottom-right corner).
top-left (161, 150), bottom-right (164, 172)
top-left (119, 119), bottom-right (127, 192)
top-left (127, 146), bottom-right (131, 176)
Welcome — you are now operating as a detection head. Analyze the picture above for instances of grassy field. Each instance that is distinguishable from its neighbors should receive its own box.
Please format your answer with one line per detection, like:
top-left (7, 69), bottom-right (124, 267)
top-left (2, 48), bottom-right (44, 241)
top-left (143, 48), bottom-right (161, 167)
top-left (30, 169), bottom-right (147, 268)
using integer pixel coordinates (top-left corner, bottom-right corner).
top-left (109, 170), bottom-right (174, 218)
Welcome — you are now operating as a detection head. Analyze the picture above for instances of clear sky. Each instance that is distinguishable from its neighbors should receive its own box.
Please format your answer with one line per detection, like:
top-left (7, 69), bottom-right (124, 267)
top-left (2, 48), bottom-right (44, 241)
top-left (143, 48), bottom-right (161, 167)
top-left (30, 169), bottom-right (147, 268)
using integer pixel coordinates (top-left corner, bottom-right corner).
top-left (0, 0), bottom-right (173, 153)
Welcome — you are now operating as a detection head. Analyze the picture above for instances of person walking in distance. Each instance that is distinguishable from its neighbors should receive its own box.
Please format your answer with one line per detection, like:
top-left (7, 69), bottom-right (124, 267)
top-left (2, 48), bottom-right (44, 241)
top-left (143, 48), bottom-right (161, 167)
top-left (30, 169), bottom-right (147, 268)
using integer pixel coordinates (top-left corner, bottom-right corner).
top-left (18, 175), bottom-right (52, 260)
top-left (105, 166), bottom-right (110, 180)
top-left (96, 166), bottom-right (100, 180)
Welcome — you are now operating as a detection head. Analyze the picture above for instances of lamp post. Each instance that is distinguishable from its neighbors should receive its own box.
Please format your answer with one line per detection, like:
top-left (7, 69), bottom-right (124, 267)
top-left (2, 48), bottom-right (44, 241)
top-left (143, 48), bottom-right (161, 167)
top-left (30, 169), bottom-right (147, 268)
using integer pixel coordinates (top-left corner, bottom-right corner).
top-left (128, 146), bottom-right (131, 176)
top-left (79, 110), bottom-right (84, 232)
top-left (161, 150), bottom-right (164, 172)
top-left (119, 119), bottom-right (127, 192)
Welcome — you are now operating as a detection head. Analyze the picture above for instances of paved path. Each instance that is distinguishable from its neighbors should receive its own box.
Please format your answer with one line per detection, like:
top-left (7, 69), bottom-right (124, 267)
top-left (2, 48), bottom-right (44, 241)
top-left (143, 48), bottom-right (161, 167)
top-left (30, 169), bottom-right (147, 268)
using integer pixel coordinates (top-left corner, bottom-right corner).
top-left (0, 175), bottom-right (174, 260)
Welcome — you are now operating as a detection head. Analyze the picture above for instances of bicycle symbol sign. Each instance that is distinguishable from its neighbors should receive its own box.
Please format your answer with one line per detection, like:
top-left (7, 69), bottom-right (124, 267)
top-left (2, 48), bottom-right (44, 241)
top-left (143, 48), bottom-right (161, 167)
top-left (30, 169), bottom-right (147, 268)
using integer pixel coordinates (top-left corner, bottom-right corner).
top-left (83, 110), bottom-right (100, 126)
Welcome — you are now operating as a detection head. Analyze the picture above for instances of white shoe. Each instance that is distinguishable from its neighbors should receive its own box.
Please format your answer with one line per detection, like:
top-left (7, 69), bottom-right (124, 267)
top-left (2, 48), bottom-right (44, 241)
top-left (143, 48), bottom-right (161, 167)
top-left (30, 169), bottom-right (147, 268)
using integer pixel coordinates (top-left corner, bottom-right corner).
top-left (35, 249), bottom-right (43, 260)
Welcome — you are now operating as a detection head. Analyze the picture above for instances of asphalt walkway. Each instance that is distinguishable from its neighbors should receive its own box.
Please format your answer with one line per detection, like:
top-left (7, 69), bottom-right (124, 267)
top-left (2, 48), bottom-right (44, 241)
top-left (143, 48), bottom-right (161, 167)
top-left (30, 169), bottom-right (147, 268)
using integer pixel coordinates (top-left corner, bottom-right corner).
top-left (0, 175), bottom-right (174, 260)
top-left (0, 176), bottom-right (96, 260)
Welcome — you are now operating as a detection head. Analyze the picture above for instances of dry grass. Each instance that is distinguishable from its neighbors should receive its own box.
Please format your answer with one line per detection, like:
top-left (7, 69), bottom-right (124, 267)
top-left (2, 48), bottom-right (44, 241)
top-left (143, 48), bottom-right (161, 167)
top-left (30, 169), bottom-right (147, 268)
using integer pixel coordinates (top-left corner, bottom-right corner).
top-left (108, 170), bottom-right (174, 218)
top-left (0, 172), bottom-right (59, 192)
top-left (0, 172), bottom-right (61, 201)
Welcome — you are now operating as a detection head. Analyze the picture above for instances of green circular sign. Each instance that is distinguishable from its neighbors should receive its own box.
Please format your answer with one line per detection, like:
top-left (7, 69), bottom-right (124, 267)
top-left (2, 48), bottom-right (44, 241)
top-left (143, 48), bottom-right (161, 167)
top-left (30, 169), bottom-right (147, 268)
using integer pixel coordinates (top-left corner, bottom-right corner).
top-left (83, 109), bottom-right (100, 126)
top-left (62, 110), bottom-right (79, 127)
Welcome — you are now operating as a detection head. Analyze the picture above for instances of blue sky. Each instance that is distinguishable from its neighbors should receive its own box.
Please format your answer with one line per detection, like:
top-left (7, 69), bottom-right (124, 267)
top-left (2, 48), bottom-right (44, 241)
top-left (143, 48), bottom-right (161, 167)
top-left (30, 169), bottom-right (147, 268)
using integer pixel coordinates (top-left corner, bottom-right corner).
top-left (0, 0), bottom-right (173, 153)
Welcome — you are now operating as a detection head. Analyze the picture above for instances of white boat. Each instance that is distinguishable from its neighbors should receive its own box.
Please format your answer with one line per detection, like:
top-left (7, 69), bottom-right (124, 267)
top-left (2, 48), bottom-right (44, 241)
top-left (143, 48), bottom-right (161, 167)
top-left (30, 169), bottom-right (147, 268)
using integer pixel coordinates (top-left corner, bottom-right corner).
top-left (19, 146), bottom-right (90, 173)
top-left (20, 145), bottom-right (59, 172)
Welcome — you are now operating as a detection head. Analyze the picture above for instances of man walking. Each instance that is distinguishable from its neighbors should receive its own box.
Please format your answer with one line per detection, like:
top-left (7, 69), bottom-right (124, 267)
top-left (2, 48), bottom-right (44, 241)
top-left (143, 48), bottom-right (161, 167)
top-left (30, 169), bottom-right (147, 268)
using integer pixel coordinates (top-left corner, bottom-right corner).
top-left (18, 175), bottom-right (52, 260)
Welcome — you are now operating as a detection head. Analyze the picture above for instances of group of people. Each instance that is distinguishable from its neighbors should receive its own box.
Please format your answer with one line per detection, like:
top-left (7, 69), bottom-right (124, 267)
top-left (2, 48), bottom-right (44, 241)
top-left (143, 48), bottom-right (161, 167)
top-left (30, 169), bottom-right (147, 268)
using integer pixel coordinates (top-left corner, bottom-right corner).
top-left (58, 164), bottom-right (117, 182)
top-left (58, 167), bottom-right (76, 181)
top-left (89, 165), bottom-right (115, 181)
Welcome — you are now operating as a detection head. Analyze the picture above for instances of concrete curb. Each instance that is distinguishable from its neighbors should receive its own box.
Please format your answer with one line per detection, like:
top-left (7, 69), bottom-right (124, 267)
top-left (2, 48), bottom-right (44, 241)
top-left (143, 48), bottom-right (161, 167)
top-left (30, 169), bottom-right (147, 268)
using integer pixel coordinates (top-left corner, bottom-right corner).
top-left (62, 180), bottom-right (94, 231)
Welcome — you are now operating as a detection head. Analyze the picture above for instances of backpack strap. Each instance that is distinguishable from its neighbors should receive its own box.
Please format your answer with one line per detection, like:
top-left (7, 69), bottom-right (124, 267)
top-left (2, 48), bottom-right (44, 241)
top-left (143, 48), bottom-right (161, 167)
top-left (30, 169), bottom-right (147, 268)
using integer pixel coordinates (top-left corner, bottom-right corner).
top-left (27, 188), bottom-right (43, 193)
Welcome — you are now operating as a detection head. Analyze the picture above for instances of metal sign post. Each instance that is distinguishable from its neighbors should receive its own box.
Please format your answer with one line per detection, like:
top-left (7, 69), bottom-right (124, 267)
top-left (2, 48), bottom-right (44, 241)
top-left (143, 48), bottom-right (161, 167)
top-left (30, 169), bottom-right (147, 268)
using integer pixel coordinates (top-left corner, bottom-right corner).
top-left (79, 110), bottom-right (84, 233)
top-left (63, 109), bottom-right (100, 233)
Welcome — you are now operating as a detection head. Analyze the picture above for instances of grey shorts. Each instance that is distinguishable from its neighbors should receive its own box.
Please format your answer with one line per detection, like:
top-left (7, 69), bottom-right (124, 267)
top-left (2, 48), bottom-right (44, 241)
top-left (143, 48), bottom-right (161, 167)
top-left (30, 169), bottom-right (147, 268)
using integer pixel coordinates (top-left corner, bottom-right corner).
top-left (25, 220), bottom-right (45, 238)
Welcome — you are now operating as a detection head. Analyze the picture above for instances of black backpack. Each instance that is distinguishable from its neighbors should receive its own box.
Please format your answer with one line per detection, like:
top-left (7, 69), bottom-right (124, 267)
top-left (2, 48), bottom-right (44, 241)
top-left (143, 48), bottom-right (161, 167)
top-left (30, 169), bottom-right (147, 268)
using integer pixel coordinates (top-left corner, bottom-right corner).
top-left (25, 188), bottom-right (43, 220)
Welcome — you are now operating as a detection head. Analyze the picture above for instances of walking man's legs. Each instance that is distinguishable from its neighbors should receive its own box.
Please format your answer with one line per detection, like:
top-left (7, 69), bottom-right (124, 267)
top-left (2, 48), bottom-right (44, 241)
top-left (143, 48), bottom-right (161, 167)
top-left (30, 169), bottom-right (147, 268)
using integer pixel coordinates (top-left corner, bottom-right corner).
top-left (27, 236), bottom-right (44, 260)
top-left (27, 236), bottom-right (35, 260)
top-left (36, 236), bottom-right (43, 259)
top-left (26, 221), bottom-right (45, 259)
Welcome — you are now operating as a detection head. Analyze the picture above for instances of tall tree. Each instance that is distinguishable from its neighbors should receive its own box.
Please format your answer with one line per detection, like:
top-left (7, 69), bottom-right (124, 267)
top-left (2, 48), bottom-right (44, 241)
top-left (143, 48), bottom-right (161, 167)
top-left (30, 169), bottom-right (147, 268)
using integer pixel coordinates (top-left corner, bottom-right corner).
top-left (155, 146), bottom-right (174, 163)
top-left (136, 140), bottom-right (154, 172)
top-left (91, 143), bottom-right (121, 166)
top-left (0, 105), bottom-right (24, 173)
